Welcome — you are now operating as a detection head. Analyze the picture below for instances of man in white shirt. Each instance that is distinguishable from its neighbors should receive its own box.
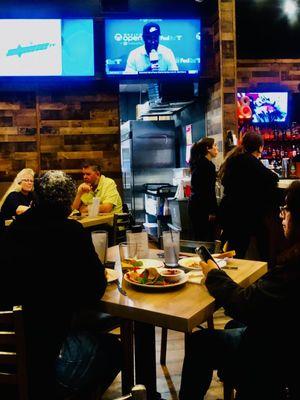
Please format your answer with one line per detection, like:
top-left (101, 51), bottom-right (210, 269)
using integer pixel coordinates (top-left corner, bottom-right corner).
top-left (124, 22), bottom-right (178, 74)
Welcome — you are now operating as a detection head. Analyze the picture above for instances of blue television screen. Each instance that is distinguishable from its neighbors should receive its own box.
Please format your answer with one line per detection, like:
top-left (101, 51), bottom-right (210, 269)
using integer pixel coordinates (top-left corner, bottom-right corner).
top-left (105, 18), bottom-right (201, 77)
top-left (237, 92), bottom-right (288, 123)
top-left (0, 19), bottom-right (94, 76)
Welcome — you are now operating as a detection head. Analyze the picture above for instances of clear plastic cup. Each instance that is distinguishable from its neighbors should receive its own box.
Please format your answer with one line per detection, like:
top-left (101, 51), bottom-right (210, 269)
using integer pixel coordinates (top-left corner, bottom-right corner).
top-left (163, 231), bottom-right (180, 267)
top-left (119, 242), bottom-right (138, 262)
top-left (91, 230), bottom-right (108, 264)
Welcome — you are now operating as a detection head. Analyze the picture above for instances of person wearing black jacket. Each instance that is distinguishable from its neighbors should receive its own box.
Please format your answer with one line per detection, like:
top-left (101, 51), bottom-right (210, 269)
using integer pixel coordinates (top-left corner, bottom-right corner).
top-left (189, 137), bottom-right (219, 241)
top-left (219, 131), bottom-right (279, 259)
top-left (179, 181), bottom-right (300, 400)
top-left (0, 171), bottom-right (121, 400)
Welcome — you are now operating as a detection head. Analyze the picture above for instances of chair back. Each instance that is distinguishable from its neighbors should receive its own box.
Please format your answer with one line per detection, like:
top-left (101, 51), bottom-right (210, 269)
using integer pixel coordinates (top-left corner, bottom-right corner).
top-left (0, 305), bottom-right (28, 400)
top-left (112, 213), bottom-right (132, 245)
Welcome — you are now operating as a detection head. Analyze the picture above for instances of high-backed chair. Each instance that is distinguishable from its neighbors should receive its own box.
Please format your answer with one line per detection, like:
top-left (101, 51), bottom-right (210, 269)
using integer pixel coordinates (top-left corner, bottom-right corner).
top-left (112, 206), bottom-right (135, 246)
top-left (0, 305), bottom-right (28, 400)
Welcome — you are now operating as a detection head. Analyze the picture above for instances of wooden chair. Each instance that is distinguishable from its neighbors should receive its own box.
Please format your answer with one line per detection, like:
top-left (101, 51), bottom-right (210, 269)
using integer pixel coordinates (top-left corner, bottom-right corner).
top-left (112, 213), bottom-right (132, 245)
top-left (0, 305), bottom-right (28, 400)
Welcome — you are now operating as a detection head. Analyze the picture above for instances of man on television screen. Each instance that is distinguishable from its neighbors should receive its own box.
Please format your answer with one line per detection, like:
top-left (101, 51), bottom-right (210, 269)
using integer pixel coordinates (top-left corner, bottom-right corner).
top-left (124, 22), bottom-right (178, 74)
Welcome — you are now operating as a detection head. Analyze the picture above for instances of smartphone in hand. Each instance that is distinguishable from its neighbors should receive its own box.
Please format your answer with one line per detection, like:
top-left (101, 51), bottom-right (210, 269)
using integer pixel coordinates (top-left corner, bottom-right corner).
top-left (196, 245), bottom-right (221, 269)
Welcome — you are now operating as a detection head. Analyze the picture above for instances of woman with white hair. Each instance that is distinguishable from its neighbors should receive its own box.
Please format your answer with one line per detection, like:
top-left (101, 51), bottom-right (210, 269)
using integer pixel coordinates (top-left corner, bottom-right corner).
top-left (0, 168), bottom-right (35, 220)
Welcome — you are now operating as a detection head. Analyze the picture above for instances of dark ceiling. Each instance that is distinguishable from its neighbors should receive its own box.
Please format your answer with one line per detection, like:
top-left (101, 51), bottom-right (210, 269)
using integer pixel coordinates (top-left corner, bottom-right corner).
top-left (0, 0), bottom-right (299, 58)
top-left (236, 0), bottom-right (300, 58)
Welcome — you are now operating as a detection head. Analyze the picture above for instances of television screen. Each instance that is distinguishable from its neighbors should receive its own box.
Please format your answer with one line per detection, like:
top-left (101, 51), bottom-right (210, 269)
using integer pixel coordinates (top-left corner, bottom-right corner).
top-left (237, 92), bottom-right (288, 123)
top-left (105, 18), bottom-right (201, 77)
top-left (0, 19), bottom-right (94, 76)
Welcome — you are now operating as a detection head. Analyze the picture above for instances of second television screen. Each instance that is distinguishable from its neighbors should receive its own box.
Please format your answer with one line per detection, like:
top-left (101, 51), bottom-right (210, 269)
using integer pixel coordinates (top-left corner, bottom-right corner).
top-left (105, 18), bottom-right (201, 77)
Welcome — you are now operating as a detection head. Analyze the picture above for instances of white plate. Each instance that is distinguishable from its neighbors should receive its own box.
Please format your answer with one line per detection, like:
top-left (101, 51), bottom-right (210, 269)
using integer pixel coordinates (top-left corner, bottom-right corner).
top-left (106, 268), bottom-right (120, 283)
top-left (178, 256), bottom-right (226, 271)
top-left (124, 272), bottom-right (187, 290)
top-left (138, 259), bottom-right (164, 268)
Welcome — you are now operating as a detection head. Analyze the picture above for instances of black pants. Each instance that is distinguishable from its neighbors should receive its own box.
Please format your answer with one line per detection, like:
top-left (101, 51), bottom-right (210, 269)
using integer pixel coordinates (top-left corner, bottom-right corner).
top-left (188, 201), bottom-right (215, 242)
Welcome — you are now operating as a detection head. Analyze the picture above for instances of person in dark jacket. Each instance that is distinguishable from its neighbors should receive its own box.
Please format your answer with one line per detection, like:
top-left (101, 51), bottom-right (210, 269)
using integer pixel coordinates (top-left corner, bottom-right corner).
top-left (179, 181), bottom-right (300, 400)
top-left (0, 168), bottom-right (35, 221)
top-left (188, 137), bottom-right (219, 241)
top-left (0, 170), bottom-right (121, 400)
top-left (219, 131), bottom-right (279, 259)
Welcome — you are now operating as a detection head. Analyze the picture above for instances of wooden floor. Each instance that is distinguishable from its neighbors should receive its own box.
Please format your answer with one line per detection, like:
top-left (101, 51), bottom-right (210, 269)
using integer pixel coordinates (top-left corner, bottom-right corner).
top-left (102, 309), bottom-right (230, 400)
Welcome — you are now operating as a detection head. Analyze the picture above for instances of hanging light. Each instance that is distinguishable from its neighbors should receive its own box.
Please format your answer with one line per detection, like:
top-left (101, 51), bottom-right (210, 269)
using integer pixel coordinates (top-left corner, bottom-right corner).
top-left (283, 0), bottom-right (299, 24)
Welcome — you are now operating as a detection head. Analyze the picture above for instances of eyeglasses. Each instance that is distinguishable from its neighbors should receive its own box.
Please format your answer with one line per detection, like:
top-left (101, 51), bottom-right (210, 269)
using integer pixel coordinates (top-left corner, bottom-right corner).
top-left (279, 205), bottom-right (289, 218)
top-left (22, 179), bottom-right (34, 183)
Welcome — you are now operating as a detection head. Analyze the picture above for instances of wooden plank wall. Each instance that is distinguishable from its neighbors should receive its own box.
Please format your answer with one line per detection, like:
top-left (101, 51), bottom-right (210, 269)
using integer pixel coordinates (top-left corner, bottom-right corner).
top-left (237, 59), bottom-right (300, 92)
top-left (206, 0), bottom-right (238, 164)
top-left (0, 88), bottom-right (121, 197)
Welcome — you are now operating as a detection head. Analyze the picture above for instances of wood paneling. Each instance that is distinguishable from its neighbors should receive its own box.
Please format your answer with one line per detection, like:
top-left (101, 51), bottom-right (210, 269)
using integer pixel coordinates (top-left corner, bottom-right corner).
top-left (0, 89), bottom-right (121, 189)
top-left (237, 59), bottom-right (300, 92)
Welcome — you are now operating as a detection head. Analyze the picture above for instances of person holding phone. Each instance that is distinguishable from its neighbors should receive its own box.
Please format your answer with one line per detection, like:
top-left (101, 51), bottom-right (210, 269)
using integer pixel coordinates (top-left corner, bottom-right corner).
top-left (179, 182), bottom-right (300, 399)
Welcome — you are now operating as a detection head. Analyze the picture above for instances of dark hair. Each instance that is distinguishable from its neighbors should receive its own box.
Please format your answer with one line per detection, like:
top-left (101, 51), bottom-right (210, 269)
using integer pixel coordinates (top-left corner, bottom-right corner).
top-left (35, 170), bottom-right (76, 217)
top-left (285, 181), bottom-right (300, 240)
top-left (277, 181), bottom-right (300, 265)
top-left (189, 138), bottom-right (215, 171)
top-left (241, 131), bottom-right (264, 153)
top-left (81, 161), bottom-right (101, 173)
top-left (218, 145), bottom-right (244, 182)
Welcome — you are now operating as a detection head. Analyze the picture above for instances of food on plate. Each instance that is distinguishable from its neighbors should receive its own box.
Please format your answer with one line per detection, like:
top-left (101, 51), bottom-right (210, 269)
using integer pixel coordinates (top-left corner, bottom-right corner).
top-left (214, 250), bottom-right (236, 259)
top-left (159, 268), bottom-right (184, 283)
top-left (121, 258), bottom-right (144, 270)
top-left (126, 267), bottom-right (174, 286)
top-left (186, 261), bottom-right (202, 268)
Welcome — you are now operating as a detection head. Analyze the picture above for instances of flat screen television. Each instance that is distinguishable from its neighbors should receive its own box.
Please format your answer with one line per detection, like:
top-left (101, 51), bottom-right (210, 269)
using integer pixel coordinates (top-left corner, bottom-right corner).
top-left (237, 92), bottom-right (288, 123)
top-left (104, 18), bottom-right (201, 77)
top-left (0, 19), bottom-right (94, 76)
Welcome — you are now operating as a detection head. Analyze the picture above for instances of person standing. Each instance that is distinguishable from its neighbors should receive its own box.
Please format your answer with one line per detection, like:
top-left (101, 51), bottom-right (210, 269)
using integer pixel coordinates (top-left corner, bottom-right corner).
top-left (188, 137), bottom-right (219, 241)
top-left (218, 131), bottom-right (279, 259)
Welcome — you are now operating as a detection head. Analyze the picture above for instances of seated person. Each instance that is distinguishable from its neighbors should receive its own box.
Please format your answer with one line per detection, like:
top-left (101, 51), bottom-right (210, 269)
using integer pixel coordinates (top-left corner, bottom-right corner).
top-left (0, 168), bottom-right (35, 221)
top-left (72, 161), bottom-right (123, 215)
top-left (0, 170), bottom-right (121, 400)
top-left (179, 181), bottom-right (300, 400)
top-left (124, 22), bottom-right (178, 74)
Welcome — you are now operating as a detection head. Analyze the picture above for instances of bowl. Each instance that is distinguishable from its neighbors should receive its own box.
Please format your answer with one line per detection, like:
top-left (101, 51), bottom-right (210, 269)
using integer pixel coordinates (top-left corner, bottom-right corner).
top-left (159, 268), bottom-right (185, 283)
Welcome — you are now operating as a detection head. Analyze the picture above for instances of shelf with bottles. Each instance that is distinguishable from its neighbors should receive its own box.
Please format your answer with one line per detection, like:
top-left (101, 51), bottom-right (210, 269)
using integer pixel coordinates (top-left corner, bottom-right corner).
top-left (261, 143), bottom-right (300, 160)
top-left (240, 123), bottom-right (300, 142)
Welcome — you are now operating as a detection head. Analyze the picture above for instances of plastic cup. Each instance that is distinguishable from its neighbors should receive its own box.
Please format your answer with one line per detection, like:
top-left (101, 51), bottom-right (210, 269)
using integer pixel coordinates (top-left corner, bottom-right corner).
top-left (163, 231), bottom-right (180, 267)
top-left (91, 230), bottom-right (108, 264)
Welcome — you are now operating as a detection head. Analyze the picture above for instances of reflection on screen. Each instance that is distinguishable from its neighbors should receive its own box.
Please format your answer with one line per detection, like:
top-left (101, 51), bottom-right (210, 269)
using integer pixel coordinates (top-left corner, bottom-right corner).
top-left (0, 19), bottom-right (94, 76)
top-left (105, 18), bottom-right (201, 77)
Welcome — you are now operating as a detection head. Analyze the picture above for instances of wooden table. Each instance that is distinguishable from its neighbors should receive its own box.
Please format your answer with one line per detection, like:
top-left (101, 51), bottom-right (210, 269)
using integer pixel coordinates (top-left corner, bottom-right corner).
top-left (5, 212), bottom-right (114, 228)
top-left (100, 248), bottom-right (268, 399)
top-left (71, 213), bottom-right (114, 228)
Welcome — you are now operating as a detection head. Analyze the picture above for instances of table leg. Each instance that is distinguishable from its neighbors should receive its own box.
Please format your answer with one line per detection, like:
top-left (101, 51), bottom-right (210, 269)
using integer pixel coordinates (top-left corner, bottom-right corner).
top-left (120, 319), bottom-right (134, 394)
top-left (134, 321), bottom-right (162, 400)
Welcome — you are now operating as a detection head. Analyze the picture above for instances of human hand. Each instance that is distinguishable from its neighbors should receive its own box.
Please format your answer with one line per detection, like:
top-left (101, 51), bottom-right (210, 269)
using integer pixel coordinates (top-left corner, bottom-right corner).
top-left (78, 183), bottom-right (91, 195)
top-left (200, 259), bottom-right (219, 277)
